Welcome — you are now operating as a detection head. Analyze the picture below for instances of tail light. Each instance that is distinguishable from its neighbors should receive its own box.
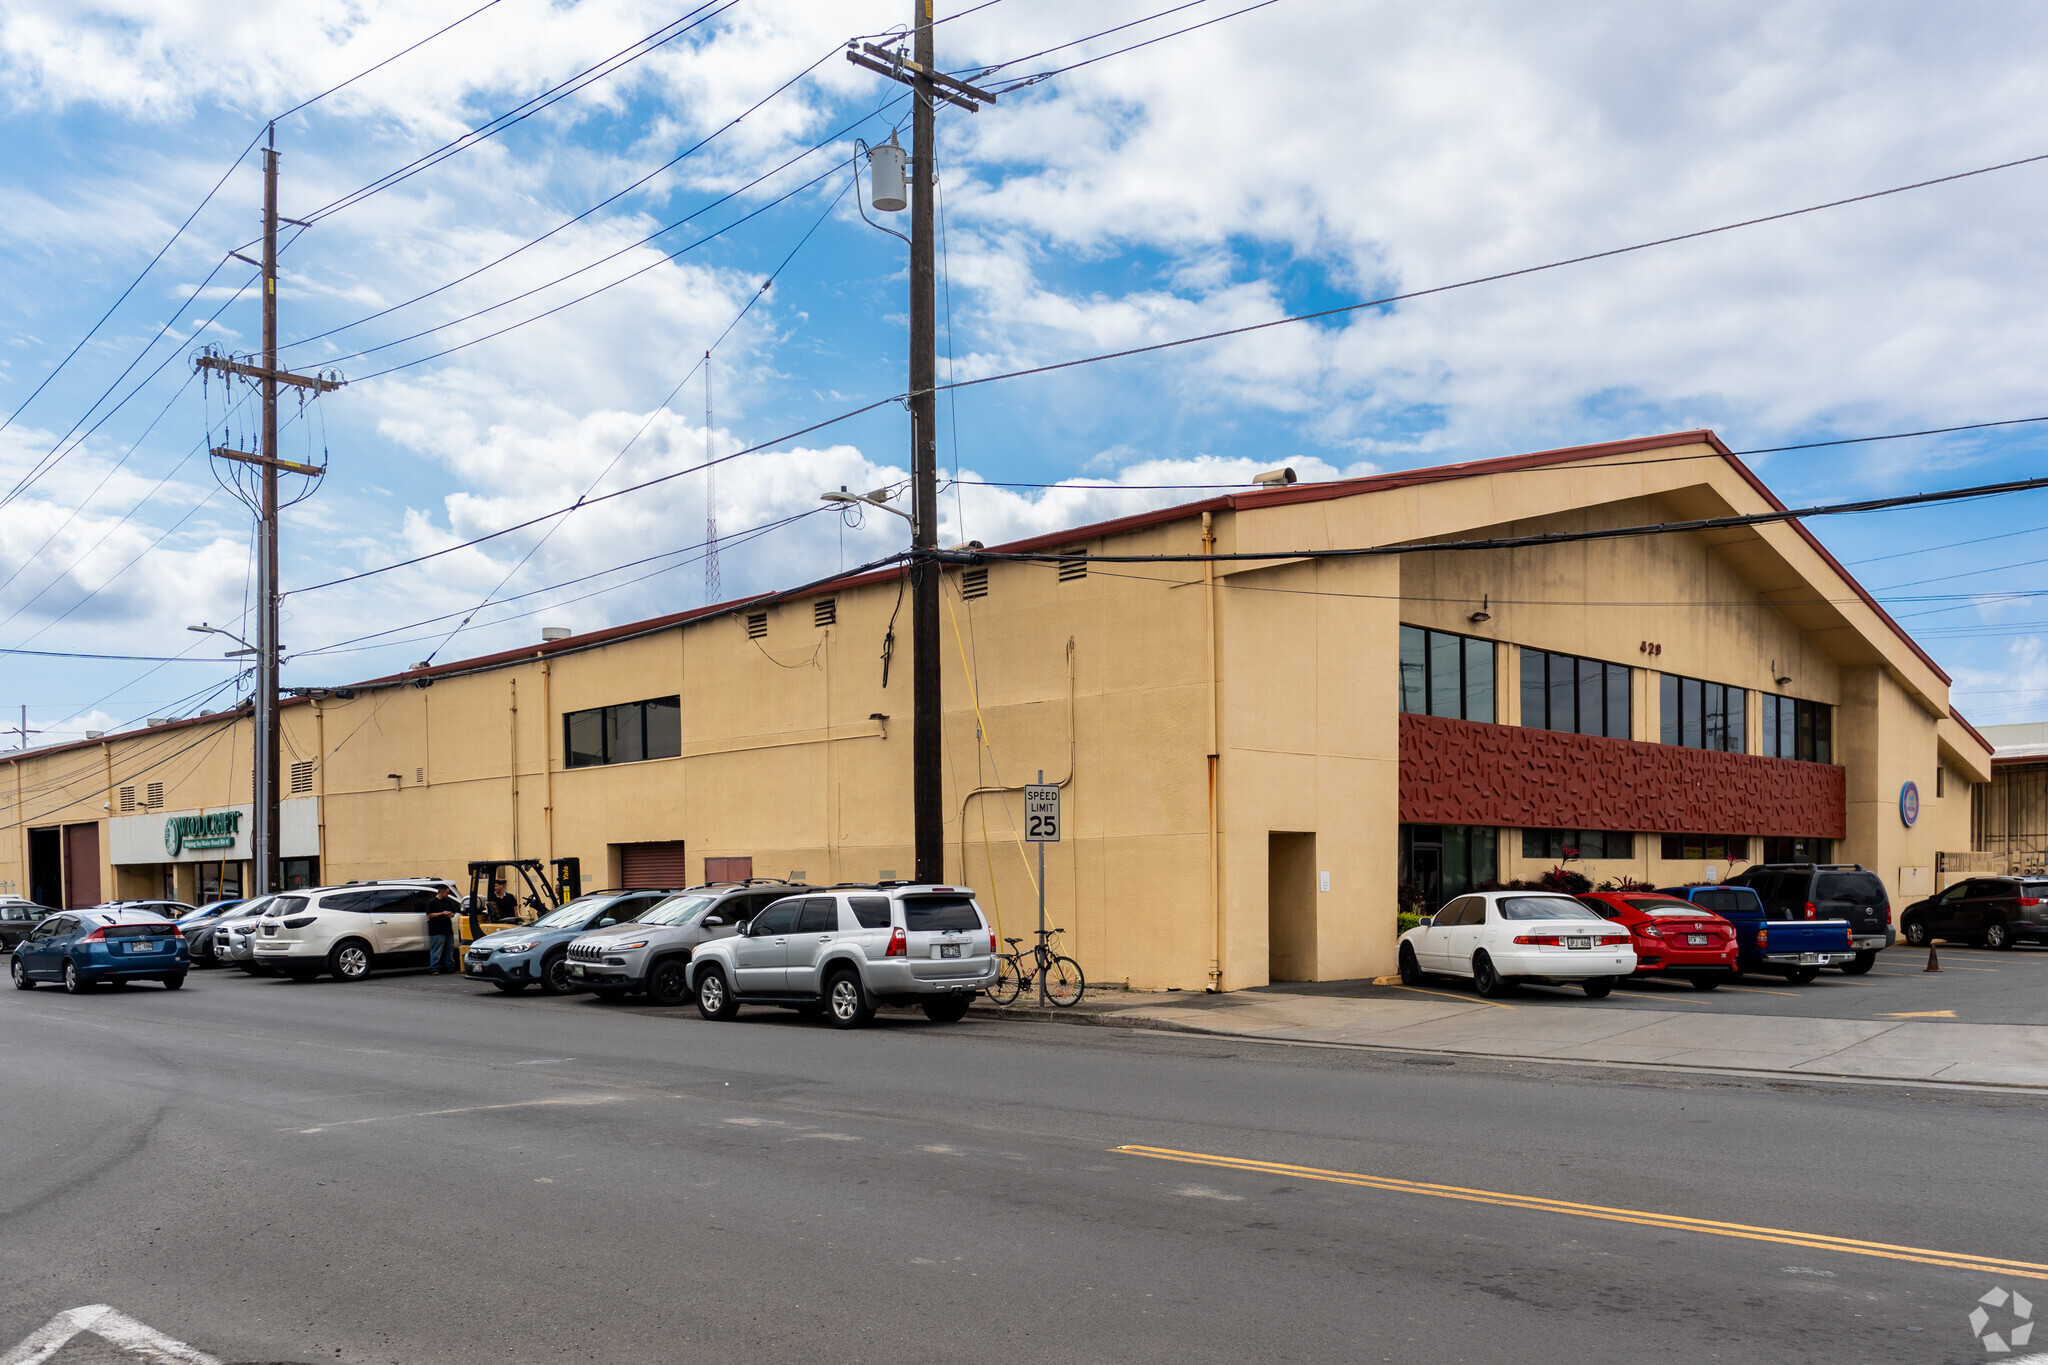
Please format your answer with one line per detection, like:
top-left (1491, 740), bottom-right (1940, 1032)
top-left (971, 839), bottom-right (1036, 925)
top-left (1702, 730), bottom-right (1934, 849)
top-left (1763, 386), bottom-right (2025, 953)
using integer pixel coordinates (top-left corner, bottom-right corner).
top-left (1513, 934), bottom-right (1562, 945)
top-left (988, 930), bottom-right (998, 953)
top-left (1757, 928), bottom-right (1768, 949)
top-left (1636, 925), bottom-right (1663, 939)
top-left (885, 927), bottom-right (907, 957)
top-left (80, 927), bottom-right (106, 943)
top-left (281, 916), bottom-right (316, 929)
top-left (1804, 902), bottom-right (1818, 920)
top-left (1598, 934), bottom-right (1630, 947)
top-left (2019, 898), bottom-right (2042, 908)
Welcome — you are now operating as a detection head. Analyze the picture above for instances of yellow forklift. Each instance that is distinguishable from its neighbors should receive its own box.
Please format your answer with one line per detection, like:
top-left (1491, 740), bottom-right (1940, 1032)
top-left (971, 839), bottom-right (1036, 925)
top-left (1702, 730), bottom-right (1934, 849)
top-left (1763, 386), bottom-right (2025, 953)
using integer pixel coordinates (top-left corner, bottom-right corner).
top-left (457, 858), bottom-right (582, 950)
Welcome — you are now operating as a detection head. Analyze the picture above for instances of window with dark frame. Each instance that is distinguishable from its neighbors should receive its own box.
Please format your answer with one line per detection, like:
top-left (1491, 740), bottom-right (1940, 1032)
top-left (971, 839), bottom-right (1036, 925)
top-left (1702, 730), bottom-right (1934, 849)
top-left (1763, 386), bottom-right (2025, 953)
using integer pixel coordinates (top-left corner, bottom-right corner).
top-left (1398, 625), bottom-right (1495, 722)
top-left (1657, 833), bottom-right (1751, 861)
top-left (1760, 694), bottom-right (1833, 763)
top-left (1518, 648), bottom-right (1629, 738)
top-left (563, 696), bottom-right (682, 768)
top-left (1658, 673), bottom-right (1746, 752)
top-left (1521, 829), bottom-right (1635, 860)
top-left (1759, 835), bottom-right (1833, 863)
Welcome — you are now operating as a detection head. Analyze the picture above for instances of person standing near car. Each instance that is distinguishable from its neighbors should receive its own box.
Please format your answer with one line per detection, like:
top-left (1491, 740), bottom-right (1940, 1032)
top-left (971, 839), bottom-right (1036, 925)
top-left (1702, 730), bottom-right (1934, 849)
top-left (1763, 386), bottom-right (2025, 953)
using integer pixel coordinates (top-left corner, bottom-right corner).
top-left (427, 885), bottom-right (459, 974)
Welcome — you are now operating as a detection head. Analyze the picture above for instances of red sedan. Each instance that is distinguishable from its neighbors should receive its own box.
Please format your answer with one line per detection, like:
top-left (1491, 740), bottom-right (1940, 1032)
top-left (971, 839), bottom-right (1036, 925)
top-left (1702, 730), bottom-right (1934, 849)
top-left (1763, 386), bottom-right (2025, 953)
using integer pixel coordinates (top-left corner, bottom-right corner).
top-left (1577, 892), bottom-right (1740, 990)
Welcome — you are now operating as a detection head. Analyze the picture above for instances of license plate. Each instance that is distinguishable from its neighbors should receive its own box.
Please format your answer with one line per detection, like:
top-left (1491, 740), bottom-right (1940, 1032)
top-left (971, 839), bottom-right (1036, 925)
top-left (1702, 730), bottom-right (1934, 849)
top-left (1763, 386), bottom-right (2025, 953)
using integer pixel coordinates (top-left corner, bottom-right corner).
top-left (128, 941), bottom-right (159, 953)
top-left (1800, 952), bottom-right (1819, 963)
top-left (938, 943), bottom-right (962, 959)
top-left (1687, 935), bottom-right (1708, 946)
top-left (1567, 937), bottom-right (1591, 950)
top-left (571, 964), bottom-right (587, 977)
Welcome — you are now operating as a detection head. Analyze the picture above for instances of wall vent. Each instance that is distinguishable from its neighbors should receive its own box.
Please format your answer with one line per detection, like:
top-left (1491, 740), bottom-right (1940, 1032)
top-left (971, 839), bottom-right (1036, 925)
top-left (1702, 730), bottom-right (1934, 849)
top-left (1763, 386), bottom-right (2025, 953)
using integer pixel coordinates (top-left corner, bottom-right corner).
top-left (290, 760), bottom-right (315, 795)
top-left (415, 766), bottom-right (425, 786)
top-left (813, 598), bottom-right (836, 628)
top-left (118, 786), bottom-right (136, 813)
top-left (145, 782), bottom-right (163, 809)
top-left (745, 611), bottom-right (768, 640)
top-left (961, 566), bottom-right (988, 599)
top-left (1057, 548), bottom-right (1089, 582)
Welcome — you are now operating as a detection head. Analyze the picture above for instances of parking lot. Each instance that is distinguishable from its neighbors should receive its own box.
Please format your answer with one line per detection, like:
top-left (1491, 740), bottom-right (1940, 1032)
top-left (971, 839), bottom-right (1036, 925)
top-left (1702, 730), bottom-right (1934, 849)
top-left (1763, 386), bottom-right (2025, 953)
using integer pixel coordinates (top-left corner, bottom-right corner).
top-left (1356, 942), bottom-right (2048, 1025)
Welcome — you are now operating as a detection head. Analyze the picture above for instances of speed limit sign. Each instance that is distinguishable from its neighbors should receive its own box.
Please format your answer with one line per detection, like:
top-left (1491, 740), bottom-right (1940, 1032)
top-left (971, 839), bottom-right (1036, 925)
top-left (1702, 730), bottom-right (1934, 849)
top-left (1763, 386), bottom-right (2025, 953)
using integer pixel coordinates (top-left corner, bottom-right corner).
top-left (1024, 784), bottom-right (1061, 842)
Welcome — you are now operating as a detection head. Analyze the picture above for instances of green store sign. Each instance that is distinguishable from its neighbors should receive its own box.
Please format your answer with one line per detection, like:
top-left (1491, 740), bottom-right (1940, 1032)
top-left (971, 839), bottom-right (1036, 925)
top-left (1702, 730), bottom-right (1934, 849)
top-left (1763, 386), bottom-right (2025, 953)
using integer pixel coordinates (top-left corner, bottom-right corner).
top-left (165, 810), bottom-right (243, 856)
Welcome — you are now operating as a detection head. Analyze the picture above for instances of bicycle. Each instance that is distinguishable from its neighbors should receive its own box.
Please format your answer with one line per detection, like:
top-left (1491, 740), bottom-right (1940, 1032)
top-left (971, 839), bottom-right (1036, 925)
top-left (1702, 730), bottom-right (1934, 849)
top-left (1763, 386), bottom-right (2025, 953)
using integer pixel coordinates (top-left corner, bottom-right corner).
top-left (985, 927), bottom-right (1085, 1007)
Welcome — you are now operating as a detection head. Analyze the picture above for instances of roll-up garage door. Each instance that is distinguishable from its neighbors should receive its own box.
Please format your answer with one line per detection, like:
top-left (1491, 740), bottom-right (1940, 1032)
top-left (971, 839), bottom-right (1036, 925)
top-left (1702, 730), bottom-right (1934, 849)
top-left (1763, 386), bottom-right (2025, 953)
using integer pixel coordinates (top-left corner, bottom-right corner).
top-left (619, 841), bottom-right (689, 889)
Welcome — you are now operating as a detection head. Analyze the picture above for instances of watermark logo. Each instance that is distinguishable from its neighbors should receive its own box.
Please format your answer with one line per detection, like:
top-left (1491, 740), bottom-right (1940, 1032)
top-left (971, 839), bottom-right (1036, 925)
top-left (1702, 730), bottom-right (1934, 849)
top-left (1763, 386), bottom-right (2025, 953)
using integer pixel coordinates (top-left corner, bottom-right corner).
top-left (1969, 1286), bottom-right (2033, 1354)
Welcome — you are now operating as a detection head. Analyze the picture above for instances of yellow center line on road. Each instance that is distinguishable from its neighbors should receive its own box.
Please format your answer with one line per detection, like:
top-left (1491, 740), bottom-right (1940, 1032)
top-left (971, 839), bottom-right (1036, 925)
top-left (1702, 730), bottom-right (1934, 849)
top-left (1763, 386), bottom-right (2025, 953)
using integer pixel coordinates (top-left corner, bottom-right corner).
top-left (1389, 984), bottom-right (1514, 1009)
top-left (1719, 984), bottom-right (1802, 997)
top-left (1114, 1145), bottom-right (2048, 1281)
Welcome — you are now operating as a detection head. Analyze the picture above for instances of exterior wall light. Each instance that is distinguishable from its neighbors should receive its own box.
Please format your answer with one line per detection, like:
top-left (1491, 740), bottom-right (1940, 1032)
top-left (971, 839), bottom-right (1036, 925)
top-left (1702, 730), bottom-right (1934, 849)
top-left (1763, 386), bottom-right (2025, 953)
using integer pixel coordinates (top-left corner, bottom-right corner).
top-left (1468, 595), bottom-right (1492, 625)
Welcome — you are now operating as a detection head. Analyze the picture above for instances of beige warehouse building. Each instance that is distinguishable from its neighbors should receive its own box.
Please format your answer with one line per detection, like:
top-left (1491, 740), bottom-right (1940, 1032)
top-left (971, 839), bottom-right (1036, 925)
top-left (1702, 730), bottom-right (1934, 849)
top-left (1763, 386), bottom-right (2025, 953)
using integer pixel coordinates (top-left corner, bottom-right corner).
top-left (0, 430), bottom-right (1994, 990)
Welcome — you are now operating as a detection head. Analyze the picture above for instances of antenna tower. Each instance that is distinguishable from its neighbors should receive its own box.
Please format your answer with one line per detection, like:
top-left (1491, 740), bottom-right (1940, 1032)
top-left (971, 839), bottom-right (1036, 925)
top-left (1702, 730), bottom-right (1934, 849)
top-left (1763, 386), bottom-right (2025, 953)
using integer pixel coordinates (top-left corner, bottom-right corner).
top-left (704, 349), bottom-right (720, 603)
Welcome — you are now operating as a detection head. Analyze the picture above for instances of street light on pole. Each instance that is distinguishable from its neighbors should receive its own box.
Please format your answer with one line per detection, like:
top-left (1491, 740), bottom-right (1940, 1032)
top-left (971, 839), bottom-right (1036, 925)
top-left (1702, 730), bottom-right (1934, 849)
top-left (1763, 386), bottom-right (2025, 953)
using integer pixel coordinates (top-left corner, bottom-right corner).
top-left (188, 622), bottom-right (278, 660)
top-left (821, 488), bottom-right (915, 526)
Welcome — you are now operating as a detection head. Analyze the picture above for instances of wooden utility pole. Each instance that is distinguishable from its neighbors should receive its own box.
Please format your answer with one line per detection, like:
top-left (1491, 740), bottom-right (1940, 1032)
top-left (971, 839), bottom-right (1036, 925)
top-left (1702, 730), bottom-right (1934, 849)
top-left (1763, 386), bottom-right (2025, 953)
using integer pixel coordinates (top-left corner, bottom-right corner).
top-left (847, 7), bottom-right (997, 883)
top-left (196, 125), bottom-right (342, 895)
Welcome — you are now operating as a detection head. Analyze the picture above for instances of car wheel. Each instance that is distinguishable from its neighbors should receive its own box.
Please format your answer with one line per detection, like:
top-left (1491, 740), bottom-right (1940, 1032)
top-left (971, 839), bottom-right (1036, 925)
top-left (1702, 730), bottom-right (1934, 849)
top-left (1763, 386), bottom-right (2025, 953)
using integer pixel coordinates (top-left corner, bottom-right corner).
top-left (1841, 951), bottom-right (1877, 975)
top-left (162, 974), bottom-right (185, 991)
top-left (1902, 917), bottom-right (1928, 946)
top-left (62, 960), bottom-right (90, 994)
top-left (824, 969), bottom-right (874, 1028)
top-left (1985, 919), bottom-right (2013, 951)
top-left (1471, 952), bottom-right (1511, 998)
top-left (493, 981), bottom-right (529, 994)
top-left (921, 995), bottom-right (972, 1023)
top-left (1786, 967), bottom-right (1821, 985)
top-left (1581, 977), bottom-right (1614, 999)
top-left (1689, 975), bottom-right (1720, 991)
top-left (538, 949), bottom-right (574, 995)
top-left (10, 958), bottom-right (32, 990)
top-left (328, 940), bottom-right (373, 982)
top-left (1398, 943), bottom-right (1424, 985)
top-left (646, 957), bottom-right (692, 1008)
top-left (695, 966), bottom-right (739, 1021)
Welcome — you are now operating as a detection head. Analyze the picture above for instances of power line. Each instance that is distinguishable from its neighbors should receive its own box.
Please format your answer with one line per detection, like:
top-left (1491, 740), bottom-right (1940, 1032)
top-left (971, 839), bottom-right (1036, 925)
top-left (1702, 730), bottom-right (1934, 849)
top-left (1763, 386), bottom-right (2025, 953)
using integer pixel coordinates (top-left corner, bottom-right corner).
top-left (285, 19), bottom-right (831, 353)
top-left (960, 472), bottom-right (2048, 566)
top-left (925, 151), bottom-right (2048, 403)
top-left (987, 0), bottom-right (1279, 92)
top-left (0, 649), bottom-right (230, 662)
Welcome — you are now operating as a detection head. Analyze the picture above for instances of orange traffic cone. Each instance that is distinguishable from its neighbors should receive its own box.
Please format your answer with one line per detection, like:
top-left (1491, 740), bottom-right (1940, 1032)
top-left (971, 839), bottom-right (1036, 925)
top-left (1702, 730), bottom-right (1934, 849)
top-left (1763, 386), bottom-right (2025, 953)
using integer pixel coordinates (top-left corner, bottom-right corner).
top-left (1923, 944), bottom-right (1941, 973)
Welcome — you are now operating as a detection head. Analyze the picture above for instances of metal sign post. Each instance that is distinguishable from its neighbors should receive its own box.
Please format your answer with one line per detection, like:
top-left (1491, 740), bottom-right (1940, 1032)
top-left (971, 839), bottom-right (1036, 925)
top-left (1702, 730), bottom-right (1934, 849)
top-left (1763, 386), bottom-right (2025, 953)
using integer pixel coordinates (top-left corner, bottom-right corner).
top-left (1024, 773), bottom-right (1060, 1007)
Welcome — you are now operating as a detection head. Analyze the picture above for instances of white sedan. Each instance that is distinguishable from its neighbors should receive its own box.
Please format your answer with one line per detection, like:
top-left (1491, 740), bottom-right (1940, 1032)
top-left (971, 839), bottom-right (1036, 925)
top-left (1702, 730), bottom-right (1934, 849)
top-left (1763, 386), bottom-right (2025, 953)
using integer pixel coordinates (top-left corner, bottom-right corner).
top-left (1399, 891), bottom-right (1637, 998)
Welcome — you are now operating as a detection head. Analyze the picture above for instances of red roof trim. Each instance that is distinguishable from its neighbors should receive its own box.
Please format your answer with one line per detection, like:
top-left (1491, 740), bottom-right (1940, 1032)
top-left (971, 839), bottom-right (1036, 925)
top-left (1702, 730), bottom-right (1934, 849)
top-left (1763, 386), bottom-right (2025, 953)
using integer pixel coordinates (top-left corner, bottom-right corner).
top-left (1947, 708), bottom-right (1996, 756)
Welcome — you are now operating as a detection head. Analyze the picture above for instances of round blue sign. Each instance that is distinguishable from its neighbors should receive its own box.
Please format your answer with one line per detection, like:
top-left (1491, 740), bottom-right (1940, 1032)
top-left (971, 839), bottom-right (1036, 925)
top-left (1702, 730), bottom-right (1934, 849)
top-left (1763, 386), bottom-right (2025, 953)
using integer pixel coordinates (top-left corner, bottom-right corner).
top-left (1899, 780), bottom-right (1920, 828)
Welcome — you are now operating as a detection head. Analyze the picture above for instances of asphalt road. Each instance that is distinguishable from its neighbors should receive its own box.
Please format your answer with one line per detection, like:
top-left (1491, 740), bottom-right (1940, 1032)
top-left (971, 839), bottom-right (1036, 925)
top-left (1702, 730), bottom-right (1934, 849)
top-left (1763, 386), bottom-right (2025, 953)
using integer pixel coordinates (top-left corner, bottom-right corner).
top-left (3, 968), bottom-right (2043, 1364)
top-left (1282, 941), bottom-right (2048, 1024)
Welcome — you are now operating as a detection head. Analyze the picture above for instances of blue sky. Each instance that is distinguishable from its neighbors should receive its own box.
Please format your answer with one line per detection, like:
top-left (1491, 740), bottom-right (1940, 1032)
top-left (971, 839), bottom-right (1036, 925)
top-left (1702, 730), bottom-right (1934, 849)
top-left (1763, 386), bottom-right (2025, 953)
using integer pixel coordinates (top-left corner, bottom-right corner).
top-left (1, 0), bottom-right (2046, 745)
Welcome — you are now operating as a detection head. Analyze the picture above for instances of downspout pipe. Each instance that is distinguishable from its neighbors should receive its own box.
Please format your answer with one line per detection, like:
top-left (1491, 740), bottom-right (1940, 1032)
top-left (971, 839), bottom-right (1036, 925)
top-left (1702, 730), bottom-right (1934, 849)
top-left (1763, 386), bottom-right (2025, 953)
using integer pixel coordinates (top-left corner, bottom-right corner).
top-left (1204, 512), bottom-right (1222, 993)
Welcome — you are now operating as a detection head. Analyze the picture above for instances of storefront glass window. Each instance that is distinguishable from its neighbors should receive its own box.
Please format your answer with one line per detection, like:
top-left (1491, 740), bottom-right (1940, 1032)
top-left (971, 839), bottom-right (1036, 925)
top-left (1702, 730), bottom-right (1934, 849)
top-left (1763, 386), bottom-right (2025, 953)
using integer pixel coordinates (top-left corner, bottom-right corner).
top-left (1658, 834), bottom-right (1750, 860)
top-left (1658, 673), bottom-right (1746, 752)
top-left (1522, 829), bottom-right (1635, 860)
top-left (1760, 694), bottom-right (1831, 763)
top-left (1520, 649), bottom-right (1629, 737)
top-left (1397, 626), bottom-right (1494, 723)
top-left (564, 695), bottom-right (683, 768)
top-left (1400, 824), bottom-right (1499, 914)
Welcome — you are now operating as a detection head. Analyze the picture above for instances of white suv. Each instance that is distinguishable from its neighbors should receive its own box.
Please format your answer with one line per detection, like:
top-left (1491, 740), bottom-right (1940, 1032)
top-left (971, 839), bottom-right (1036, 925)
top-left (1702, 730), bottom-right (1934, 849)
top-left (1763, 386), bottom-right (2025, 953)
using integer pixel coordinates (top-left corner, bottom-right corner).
top-left (686, 884), bottom-right (997, 1028)
top-left (252, 880), bottom-right (455, 982)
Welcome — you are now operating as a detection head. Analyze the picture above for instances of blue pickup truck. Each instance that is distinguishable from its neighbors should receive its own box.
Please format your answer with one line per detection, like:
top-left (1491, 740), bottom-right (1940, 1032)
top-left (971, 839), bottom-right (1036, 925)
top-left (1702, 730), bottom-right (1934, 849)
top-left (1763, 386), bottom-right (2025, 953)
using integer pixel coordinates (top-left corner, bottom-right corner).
top-left (1657, 884), bottom-right (1853, 984)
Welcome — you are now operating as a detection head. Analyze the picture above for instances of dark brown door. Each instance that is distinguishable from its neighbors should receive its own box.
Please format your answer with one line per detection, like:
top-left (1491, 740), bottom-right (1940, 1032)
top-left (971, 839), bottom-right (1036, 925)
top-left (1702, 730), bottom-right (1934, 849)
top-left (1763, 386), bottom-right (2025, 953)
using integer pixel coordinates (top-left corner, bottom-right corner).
top-left (62, 823), bottom-right (101, 908)
top-left (704, 856), bottom-right (753, 883)
top-left (619, 841), bottom-right (688, 889)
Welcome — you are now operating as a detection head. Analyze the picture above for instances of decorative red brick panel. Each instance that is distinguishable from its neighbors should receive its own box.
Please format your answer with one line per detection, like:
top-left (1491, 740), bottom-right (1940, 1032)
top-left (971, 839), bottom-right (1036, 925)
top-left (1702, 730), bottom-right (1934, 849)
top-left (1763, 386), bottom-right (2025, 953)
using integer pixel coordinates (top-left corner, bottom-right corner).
top-left (1399, 713), bottom-right (1846, 837)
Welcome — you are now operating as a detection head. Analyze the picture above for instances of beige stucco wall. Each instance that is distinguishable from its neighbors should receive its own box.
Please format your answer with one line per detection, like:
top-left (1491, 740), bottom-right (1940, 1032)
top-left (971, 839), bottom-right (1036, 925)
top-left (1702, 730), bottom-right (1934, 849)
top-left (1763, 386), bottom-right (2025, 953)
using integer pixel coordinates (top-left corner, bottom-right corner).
top-left (0, 436), bottom-right (1994, 988)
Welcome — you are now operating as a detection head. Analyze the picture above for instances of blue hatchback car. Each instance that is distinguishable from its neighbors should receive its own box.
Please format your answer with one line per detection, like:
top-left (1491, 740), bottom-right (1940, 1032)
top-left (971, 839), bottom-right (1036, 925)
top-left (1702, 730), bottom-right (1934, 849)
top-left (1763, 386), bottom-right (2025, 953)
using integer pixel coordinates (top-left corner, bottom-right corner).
top-left (463, 889), bottom-right (673, 994)
top-left (11, 907), bottom-right (191, 993)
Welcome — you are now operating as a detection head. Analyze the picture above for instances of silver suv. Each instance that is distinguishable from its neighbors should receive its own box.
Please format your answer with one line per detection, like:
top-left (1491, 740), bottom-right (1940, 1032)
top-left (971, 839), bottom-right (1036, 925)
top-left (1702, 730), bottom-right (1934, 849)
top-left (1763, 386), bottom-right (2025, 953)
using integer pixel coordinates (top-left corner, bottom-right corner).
top-left (564, 882), bottom-right (796, 1006)
top-left (686, 883), bottom-right (996, 1028)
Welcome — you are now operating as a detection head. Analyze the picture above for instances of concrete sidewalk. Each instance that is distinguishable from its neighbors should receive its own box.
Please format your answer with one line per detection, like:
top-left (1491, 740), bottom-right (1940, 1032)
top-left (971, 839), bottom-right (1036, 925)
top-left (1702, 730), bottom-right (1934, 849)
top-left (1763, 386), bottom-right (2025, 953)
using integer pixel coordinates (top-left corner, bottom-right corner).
top-left (982, 989), bottom-right (2048, 1089)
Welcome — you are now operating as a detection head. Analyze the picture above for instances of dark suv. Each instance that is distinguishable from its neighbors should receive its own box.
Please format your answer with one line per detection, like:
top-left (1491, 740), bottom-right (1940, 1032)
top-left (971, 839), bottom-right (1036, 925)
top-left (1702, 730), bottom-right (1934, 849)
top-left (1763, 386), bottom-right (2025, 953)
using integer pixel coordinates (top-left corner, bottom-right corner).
top-left (1727, 863), bottom-right (1892, 973)
top-left (1899, 876), bottom-right (2048, 950)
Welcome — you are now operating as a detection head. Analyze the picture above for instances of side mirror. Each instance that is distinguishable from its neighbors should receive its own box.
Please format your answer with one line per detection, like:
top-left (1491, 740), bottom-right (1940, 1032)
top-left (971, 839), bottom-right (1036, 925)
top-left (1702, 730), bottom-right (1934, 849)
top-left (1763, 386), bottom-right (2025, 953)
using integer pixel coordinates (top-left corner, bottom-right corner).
top-left (704, 916), bottom-right (725, 927)
top-left (598, 918), bottom-right (616, 927)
